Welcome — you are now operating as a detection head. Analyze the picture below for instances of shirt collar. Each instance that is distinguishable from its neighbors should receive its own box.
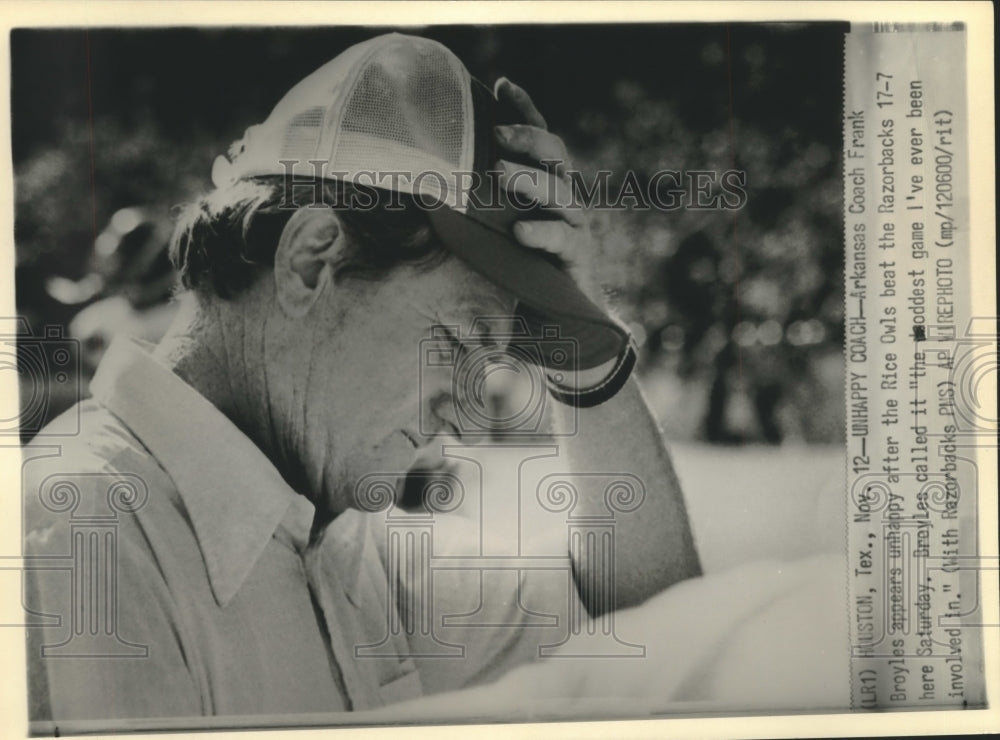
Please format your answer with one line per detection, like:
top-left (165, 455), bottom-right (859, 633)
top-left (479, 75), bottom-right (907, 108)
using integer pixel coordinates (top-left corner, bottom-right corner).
top-left (90, 336), bottom-right (316, 607)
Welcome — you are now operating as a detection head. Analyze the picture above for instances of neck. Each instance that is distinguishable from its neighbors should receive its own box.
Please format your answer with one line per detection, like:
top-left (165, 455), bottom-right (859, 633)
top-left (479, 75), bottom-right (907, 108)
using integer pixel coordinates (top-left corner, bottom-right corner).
top-left (154, 291), bottom-right (321, 514)
top-left (155, 293), bottom-right (270, 459)
top-left (155, 294), bottom-right (227, 407)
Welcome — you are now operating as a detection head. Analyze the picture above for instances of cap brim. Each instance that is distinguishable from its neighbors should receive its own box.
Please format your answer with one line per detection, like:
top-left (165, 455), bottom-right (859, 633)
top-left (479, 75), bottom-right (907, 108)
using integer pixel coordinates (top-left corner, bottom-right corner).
top-left (427, 203), bottom-right (629, 371)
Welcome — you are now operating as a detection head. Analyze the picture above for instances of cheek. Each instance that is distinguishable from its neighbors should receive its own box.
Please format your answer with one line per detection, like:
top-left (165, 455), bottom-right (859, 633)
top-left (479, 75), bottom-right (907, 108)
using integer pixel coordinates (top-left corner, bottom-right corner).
top-left (314, 370), bottom-right (415, 469)
top-left (322, 330), bottom-right (419, 410)
top-left (340, 315), bottom-right (427, 394)
top-left (327, 428), bottom-right (415, 510)
top-left (313, 284), bottom-right (435, 448)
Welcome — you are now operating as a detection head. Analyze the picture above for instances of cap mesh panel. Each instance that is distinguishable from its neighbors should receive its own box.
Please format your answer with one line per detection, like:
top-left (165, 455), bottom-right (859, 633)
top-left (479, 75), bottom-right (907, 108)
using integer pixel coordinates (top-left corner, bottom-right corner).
top-left (280, 106), bottom-right (326, 161)
top-left (334, 43), bottom-right (466, 176)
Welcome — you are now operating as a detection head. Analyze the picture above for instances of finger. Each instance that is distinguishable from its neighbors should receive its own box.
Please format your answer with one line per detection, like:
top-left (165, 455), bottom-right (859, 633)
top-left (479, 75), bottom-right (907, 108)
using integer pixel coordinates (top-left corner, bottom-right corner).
top-left (496, 160), bottom-right (585, 227)
top-left (512, 220), bottom-right (576, 259)
top-left (494, 77), bottom-right (548, 129)
top-left (494, 125), bottom-right (569, 176)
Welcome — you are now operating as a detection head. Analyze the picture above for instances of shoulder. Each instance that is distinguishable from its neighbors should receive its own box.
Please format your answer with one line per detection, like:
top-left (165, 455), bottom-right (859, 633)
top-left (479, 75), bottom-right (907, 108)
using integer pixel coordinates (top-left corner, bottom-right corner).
top-left (22, 400), bottom-right (174, 554)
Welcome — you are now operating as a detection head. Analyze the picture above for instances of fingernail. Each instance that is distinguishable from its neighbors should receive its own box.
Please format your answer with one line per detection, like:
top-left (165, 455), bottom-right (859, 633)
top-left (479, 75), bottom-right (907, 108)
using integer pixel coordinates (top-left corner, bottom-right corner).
top-left (495, 125), bottom-right (512, 143)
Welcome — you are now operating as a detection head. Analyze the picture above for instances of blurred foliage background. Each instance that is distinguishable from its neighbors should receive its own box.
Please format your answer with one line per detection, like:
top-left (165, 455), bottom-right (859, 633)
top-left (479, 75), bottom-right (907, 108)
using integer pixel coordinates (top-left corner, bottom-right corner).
top-left (12, 23), bottom-right (845, 443)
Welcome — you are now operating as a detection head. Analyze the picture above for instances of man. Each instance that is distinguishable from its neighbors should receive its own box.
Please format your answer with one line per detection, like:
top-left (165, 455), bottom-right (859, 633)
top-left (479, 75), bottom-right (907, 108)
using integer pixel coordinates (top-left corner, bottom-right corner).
top-left (23, 32), bottom-right (699, 724)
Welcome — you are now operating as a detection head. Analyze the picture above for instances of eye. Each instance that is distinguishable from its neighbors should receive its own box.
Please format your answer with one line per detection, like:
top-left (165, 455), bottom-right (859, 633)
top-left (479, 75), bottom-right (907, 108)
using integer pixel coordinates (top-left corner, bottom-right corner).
top-left (434, 325), bottom-right (460, 347)
top-left (477, 328), bottom-right (497, 350)
top-left (436, 323), bottom-right (502, 359)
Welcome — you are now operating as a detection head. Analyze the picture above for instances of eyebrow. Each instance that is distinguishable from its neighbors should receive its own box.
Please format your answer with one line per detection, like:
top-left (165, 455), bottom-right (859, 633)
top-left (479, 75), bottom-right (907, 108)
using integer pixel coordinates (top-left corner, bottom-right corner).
top-left (428, 288), bottom-right (517, 345)
top-left (462, 290), bottom-right (516, 318)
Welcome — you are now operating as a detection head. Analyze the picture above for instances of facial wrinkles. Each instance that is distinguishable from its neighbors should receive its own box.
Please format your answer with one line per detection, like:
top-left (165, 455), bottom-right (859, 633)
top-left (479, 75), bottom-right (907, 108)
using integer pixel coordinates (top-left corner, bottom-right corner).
top-left (238, 318), bottom-right (263, 448)
top-left (421, 284), bottom-right (513, 334)
top-left (259, 312), bottom-right (298, 492)
top-left (308, 287), bottom-right (368, 506)
top-left (258, 289), bottom-right (335, 503)
top-left (302, 317), bottom-right (327, 498)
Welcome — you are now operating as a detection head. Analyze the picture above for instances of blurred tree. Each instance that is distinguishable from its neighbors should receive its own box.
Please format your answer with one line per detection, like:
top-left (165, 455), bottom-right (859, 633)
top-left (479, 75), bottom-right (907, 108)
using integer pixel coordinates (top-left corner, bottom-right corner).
top-left (570, 25), bottom-right (845, 443)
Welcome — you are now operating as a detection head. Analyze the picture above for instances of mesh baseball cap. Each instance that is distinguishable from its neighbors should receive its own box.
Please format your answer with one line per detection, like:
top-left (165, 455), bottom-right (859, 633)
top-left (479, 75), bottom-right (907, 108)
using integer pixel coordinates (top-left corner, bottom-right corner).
top-left (211, 32), bottom-right (630, 370)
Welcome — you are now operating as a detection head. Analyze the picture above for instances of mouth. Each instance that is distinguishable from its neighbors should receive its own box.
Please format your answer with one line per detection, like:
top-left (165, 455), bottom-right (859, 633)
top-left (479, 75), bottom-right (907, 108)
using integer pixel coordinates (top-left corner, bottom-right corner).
top-left (401, 429), bottom-right (423, 449)
top-left (402, 424), bottom-right (463, 451)
top-left (397, 457), bottom-right (463, 513)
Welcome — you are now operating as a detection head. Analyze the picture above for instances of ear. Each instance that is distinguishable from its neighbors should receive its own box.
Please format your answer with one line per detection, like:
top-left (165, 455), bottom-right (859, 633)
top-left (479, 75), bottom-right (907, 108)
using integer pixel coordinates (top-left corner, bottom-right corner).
top-left (273, 206), bottom-right (345, 318)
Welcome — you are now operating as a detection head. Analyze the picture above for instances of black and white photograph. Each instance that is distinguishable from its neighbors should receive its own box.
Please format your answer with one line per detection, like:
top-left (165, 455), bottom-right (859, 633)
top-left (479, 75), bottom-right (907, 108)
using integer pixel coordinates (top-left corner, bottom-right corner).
top-left (2, 3), bottom-right (995, 737)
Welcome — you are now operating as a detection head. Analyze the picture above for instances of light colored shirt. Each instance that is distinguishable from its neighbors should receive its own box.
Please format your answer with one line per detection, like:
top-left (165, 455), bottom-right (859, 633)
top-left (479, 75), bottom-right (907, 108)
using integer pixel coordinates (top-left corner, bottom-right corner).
top-left (23, 337), bottom-right (577, 725)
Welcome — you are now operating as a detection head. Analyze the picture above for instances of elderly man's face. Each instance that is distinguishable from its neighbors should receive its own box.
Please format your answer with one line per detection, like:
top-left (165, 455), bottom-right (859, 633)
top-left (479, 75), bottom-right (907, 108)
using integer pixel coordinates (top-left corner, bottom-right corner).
top-left (270, 252), bottom-right (517, 515)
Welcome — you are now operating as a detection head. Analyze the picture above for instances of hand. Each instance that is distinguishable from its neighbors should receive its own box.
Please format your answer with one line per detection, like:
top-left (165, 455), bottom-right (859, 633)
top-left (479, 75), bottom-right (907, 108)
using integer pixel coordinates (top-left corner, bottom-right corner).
top-left (493, 78), bottom-right (619, 385)
top-left (493, 77), bottom-right (602, 304)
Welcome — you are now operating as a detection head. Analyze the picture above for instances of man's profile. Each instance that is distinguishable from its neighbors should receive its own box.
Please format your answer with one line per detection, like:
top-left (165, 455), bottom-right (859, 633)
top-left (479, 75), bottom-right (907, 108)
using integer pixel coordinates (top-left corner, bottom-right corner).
top-left (22, 32), bottom-right (700, 723)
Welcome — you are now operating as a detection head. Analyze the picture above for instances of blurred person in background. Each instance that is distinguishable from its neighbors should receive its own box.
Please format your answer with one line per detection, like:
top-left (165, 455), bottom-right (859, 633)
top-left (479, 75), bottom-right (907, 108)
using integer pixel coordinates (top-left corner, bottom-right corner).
top-left (70, 206), bottom-right (179, 375)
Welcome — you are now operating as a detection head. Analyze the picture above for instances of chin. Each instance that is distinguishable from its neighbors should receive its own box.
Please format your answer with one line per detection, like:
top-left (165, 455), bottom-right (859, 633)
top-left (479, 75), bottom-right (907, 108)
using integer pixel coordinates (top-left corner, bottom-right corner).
top-left (329, 444), bottom-right (413, 515)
